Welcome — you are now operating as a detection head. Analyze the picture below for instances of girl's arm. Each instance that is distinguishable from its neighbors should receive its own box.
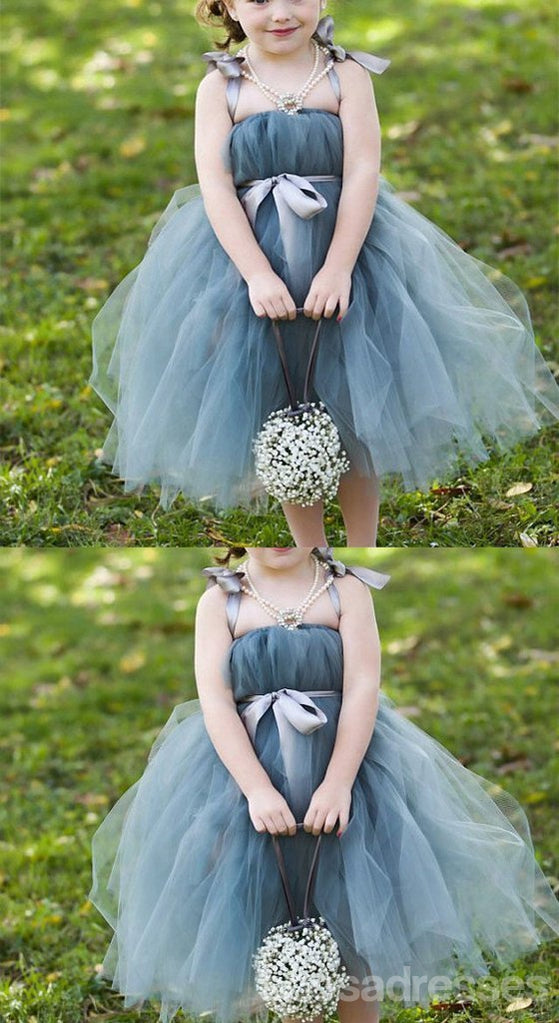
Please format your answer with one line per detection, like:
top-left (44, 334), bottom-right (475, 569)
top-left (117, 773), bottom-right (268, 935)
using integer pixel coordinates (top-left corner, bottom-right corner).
top-left (195, 584), bottom-right (297, 835)
top-left (194, 70), bottom-right (297, 321)
top-left (303, 59), bottom-right (382, 320)
top-left (303, 574), bottom-right (381, 835)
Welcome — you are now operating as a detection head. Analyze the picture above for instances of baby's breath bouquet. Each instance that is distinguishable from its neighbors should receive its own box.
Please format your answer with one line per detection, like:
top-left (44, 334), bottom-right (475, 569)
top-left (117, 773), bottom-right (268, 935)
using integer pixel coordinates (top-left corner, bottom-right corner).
top-left (253, 402), bottom-right (350, 506)
top-left (253, 916), bottom-right (351, 1021)
top-left (253, 827), bottom-right (351, 1021)
top-left (253, 312), bottom-right (350, 506)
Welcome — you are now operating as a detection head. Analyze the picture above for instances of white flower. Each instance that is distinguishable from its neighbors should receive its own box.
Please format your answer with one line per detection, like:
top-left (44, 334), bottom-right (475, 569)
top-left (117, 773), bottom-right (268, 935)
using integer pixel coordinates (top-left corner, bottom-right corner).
top-left (253, 403), bottom-right (351, 506)
top-left (253, 917), bottom-right (351, 1021)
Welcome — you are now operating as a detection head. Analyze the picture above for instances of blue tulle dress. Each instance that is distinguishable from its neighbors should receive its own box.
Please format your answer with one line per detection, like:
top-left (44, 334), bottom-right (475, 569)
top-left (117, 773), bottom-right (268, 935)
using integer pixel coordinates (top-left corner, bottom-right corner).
top-left (89, 555), bottom-right (559, 1023)
top-left (89, 17), bottom-right (559, 511)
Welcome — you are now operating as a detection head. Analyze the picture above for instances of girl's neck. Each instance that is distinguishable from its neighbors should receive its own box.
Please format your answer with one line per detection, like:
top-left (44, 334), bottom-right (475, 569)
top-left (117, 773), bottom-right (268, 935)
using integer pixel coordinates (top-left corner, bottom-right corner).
top-left (244, 38), bottom-right (316, 69)
top-left (244, 553), bottom-right (316, 586)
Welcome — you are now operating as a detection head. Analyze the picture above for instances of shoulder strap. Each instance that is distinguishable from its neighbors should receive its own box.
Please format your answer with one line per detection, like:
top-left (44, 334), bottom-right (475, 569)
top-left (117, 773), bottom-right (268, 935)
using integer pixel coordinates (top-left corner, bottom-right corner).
top-left (327, 65), bottom-right (341, 102)
top-left (327, 576), bottom-right (341, 618)
top-left (225, 590), bottom-right (241, 637)
top-left (226, 77), bottom-right (241, 121)
top-left (202, 566), bottom-right (245, 638)
top-left (202, 50), bottom-right (245, 122)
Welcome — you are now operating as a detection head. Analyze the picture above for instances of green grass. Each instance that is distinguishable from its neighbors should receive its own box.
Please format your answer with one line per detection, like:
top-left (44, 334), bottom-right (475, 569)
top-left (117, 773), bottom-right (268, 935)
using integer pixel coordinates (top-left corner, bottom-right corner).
top-left (0, 548), bottom-right (558, 1022)
top-left (1, 0), bottom-right (558, 546)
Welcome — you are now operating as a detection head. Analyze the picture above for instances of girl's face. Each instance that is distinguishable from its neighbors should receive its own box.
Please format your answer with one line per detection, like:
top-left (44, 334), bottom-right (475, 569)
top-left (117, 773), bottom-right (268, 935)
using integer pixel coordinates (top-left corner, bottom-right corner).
top-left (225, 0), bottom-right (325, 57)
top-left (245, 547), bottom-right (313, 572)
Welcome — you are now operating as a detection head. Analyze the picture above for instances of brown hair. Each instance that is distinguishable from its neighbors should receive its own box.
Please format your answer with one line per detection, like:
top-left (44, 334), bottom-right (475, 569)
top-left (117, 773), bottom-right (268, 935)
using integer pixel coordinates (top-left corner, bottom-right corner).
top-left (214, 546), bottom-right (247, 565)
top-left (195, 0), bottom-right (246, 51)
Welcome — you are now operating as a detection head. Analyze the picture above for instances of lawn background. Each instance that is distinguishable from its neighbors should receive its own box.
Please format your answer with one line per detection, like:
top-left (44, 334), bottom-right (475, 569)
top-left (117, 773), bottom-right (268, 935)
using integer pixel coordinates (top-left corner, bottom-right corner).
top-left (1, 0), bottom-right (558, 546)
top-left (1, 547), bottom-right (558, 1021)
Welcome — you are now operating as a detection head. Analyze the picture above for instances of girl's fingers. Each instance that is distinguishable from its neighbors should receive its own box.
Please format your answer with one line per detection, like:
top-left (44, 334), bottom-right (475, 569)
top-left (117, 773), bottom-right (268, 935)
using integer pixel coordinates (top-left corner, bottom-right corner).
top-left (323, 298), bottom-right (339, 319)
top-left (323, 811), bottom-right (339, 834)
top-left (281, 812), bottom-right (296, 836)
top-left (307, 809), bottom-right (324, 835)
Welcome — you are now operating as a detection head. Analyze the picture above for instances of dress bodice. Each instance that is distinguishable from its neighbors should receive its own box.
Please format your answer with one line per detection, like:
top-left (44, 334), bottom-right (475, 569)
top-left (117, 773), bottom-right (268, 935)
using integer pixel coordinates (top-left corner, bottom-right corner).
top-left (228, 108), bottom-right (344, 184)
top-left (228, 623), bottom-right (344, 702)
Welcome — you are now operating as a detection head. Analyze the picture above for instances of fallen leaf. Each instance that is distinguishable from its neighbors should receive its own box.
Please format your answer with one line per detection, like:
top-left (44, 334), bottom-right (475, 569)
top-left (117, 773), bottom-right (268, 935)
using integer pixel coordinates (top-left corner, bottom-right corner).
top-left (519, 532), bottom-right (538, 547)
top-left (505, 996), bottom-right (533, 1011)
top-left (506, 482), bottom-right (533, 497)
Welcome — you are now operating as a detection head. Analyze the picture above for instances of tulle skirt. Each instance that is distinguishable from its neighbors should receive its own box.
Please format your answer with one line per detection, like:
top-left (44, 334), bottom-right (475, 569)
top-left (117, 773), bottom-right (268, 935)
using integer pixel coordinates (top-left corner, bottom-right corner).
top-left (89, 689), bottom-right (559, 1022)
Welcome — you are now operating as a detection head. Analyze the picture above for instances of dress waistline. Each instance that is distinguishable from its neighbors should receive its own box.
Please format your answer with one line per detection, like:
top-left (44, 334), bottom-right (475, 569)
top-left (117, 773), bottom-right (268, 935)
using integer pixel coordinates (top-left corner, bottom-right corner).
top-left (237, 688), bottom-right (338, 798)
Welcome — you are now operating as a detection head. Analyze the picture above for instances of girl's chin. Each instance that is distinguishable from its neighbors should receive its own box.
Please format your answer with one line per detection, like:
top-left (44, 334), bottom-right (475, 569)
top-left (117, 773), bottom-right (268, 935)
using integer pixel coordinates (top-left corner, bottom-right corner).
top-left (247, 547), bottom-right (313, 565)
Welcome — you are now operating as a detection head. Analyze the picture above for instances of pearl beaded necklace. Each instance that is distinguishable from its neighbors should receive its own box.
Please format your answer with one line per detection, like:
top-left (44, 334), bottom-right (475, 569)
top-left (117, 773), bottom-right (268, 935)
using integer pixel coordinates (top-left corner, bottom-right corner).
top-left (241, 554), bottom-right (333, 629)
top-left (239, 40), bottom-right (335, 115)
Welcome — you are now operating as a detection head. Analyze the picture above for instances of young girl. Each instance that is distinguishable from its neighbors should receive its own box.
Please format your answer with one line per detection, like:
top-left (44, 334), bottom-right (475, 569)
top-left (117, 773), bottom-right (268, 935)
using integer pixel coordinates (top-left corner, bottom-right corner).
top-left (89, 2), bottom-right (559, 546)
top-left (89, 547), bottom-right (559, 1023)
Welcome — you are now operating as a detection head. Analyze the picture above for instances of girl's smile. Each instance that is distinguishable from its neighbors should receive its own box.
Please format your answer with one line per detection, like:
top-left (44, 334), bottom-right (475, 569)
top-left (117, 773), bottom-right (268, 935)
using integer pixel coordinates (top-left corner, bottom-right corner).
top-left (269, 27), bottom-right (298, 37)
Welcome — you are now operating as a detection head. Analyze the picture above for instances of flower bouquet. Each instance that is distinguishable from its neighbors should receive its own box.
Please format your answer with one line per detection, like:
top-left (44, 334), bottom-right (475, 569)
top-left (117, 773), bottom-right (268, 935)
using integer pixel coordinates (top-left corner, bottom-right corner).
top-left (253, 401), bottom-right (350, 506)
top-left (253, 916), bottom-right (351, 1021)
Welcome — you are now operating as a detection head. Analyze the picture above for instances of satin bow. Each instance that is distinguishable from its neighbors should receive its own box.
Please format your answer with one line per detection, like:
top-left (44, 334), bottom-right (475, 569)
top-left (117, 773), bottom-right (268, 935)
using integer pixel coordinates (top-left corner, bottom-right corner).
top-left (201, 50), bottom-right (245, 78)
top-left (202, 566), bottom-right (245, 593)
top-left (241, 171), bottom-right (328, 228)
top-left (313, 547), bottom-right (391, 590)
top-left (241, 687), bottom-right (330, 743)
top-left (314, 15), bottom-right (391, 75)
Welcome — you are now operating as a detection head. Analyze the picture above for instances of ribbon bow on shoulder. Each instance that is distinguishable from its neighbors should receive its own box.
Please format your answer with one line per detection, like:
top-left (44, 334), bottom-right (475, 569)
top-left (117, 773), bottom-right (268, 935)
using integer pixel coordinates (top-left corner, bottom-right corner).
top-left (201, 50), bottom-right (245, 78)
top-left (202, 566), bottom-right (245, 593)
top-left (314, 15), bottom-right (391, 75)
top-left (313, 547), bottom-right (391, 590)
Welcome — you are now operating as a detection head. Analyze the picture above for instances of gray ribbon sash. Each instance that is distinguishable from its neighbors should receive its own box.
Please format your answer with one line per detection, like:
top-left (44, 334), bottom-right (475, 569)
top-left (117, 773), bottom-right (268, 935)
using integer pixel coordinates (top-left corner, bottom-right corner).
top-left (240, 687), bottom-right (336, 796)
top-left (239, 172), bottom-right (337, 282)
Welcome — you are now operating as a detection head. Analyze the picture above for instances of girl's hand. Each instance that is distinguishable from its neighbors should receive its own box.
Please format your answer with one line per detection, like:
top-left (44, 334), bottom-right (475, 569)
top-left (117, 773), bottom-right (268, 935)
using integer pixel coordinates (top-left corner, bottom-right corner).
top-left (303, 780), bottom-right (352, 835)
top-left (247, 271), bottom-right (297, 321)
top-left (248, 784), bottom-right (298, 835)
top-left (303, 267), bottom-right (352, 321)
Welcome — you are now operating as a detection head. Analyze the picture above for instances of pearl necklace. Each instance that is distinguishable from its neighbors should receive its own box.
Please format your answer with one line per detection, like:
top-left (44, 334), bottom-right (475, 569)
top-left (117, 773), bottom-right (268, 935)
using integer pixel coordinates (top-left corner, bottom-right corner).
top-left (239, 40), bottom-right (334, 115)
top-left (241, 554), bottom-right (333, 629)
